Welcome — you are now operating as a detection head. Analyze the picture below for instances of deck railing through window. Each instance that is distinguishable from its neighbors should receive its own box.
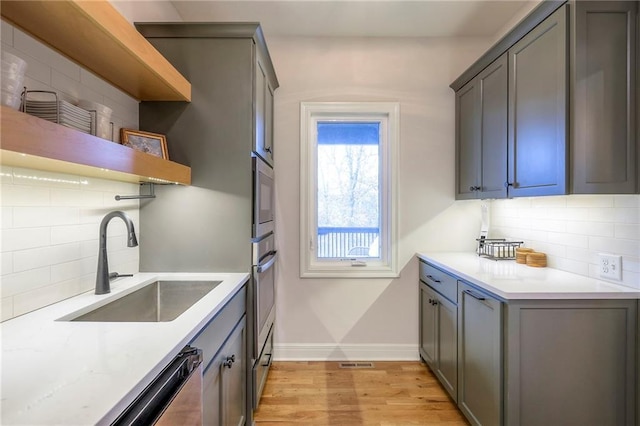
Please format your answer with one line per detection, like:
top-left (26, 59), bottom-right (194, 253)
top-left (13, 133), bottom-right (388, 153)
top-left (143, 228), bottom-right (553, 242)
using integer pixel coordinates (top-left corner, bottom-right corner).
top-left (317, 227), bottom-right (379, 258)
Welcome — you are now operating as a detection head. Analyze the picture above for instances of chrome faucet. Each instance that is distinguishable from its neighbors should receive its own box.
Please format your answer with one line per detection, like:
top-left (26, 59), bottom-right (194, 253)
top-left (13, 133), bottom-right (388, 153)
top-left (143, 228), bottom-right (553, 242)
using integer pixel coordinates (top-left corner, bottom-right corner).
top-left (95, 211), bottom-right (138, 295)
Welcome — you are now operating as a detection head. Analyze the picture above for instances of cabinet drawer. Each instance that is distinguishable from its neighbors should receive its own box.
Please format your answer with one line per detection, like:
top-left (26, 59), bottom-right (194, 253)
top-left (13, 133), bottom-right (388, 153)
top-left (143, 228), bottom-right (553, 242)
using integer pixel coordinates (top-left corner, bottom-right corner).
top-left (191, 285), bottom-right (246, 370)
top-left (419, 261), bottom-right (457, 303)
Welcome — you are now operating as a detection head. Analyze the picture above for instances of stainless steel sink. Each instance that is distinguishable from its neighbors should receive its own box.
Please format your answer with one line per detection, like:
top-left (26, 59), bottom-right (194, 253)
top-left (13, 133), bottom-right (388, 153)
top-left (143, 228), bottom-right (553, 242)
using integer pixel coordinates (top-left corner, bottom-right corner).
top-left (71, 280), bottom-right (222, 322)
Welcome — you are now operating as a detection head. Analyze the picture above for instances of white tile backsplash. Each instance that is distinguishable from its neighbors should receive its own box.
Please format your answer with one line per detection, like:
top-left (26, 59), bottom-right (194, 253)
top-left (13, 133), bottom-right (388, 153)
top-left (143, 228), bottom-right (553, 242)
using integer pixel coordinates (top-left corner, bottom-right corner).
top-left (51, 68), bottom-right (83, 101)
top-left (14, 27), bottom-right (80, 80)
top-left (1, 227), bottom-right (50, 252)
top-left (13, 246), bottom-right (54, 273)
top-left (13, 275), bottom-right (91, 317)
top-left (1, 252), bottom-right (13, 276)
top-left (50, 257), bottom-right (97, 283)
top-left (1, 184), bottom-right (51, 206)
top-left (1, 168), bottom-right (140, 320)
top-left (1, 20), bottom-right (143, 321)
top-left (50, 223), bottom-right (99, 245)
top-left (490, 195), bottom-right (640, 289)
top-left (1, 207), bottom-right (13, 229)
top-left (1, 297), bottom-right (13, 322)
top-left (13, 206), bottom-right (80, 228)
top-left (1, 18), bottom-right (13, 44)
top-left (51, 188), bottom-right (105, 207)
top-left (616, 224), bottom-right (640, 240)
top-left (1, 266), bottom-right (51, 298)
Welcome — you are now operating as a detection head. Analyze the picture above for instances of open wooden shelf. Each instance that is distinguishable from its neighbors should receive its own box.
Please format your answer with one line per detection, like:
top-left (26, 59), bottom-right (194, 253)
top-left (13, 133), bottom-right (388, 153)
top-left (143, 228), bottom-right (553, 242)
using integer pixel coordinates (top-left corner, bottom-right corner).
top-left (1, 0), bottom-right (191, 102)
top-left (1, 106), bottom-right (191, 185)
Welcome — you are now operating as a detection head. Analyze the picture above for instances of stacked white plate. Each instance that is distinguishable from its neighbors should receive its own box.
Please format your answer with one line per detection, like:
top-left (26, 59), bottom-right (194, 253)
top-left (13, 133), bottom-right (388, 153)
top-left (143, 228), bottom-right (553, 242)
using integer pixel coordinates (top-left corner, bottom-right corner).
top-left (25, 99), bottom-right (92, 134)
top-left (78, 99), bottom-right (112, 140)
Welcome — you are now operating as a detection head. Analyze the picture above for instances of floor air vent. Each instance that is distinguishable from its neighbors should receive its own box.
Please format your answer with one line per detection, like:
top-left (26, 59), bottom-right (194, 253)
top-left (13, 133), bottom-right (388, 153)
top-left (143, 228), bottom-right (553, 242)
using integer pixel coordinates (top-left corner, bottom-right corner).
top-left (339, 362), bottom-right (374, 368)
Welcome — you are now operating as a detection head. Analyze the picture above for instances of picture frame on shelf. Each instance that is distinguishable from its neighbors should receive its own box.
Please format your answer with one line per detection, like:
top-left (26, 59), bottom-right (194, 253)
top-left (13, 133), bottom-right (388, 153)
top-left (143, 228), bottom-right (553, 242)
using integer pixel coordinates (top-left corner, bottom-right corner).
top-left (120, 128), bottom-right (169, 159)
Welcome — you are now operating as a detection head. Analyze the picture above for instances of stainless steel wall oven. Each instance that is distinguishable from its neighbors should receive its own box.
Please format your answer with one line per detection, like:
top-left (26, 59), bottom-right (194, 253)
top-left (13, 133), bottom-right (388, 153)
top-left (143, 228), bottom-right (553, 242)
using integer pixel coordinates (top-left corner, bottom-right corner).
top-left (251, 231), bottom-right (276, 408)
top-left (253, 156), bottom-right (274, 238)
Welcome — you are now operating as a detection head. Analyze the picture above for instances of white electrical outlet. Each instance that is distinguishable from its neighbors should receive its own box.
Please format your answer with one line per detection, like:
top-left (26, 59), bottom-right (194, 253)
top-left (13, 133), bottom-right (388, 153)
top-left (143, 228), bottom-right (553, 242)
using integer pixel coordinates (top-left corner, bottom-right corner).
top-left (598, 253), bottom-right (622, 281)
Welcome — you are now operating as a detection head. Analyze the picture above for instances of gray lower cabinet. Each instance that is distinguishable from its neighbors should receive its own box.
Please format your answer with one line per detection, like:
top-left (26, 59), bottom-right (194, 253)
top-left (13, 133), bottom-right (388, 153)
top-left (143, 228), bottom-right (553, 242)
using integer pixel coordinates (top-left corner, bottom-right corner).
top-left (505, 299), bottom-right (637, 426)
top-left (457, 282), bottom-right (502, 426)
top-left (191, 285), bottom-right (247, 426)
top-left (419, 260), bottom-right (638, 425)
top-left (508, 5), bottom-right (568, 197)
top-left (571, 1), bottom-right (638, 194)
top-left (419, 262), bottom-right (458, 401)
top-left (455, 53), bottom-right (508, 200)
top-left (419, 282), bottom-right (438, 366)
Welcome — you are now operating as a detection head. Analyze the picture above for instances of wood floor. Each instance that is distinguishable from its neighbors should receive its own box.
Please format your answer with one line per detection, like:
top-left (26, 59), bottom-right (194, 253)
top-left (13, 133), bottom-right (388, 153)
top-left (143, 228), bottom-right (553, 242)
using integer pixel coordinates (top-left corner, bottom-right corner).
top-left (253, 361), bottom-right (469, 425)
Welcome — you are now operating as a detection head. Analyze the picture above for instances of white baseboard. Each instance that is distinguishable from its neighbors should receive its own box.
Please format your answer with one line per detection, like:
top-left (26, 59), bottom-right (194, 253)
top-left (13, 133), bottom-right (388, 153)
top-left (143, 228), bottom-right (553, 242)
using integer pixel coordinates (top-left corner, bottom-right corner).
top-left (273, 343), bottom-right (420, 361)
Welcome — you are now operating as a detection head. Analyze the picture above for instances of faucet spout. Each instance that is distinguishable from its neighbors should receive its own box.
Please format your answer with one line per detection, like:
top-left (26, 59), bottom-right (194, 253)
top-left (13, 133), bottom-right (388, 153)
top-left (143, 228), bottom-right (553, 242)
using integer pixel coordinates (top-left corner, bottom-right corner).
top-left (96, 211), bottom-right (138, 295)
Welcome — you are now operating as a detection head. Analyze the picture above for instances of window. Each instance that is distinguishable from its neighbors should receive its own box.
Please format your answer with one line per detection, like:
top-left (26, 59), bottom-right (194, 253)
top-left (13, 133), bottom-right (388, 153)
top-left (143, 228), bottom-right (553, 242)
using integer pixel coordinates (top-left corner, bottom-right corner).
top-left (300, 102), bottom-right (399, 278)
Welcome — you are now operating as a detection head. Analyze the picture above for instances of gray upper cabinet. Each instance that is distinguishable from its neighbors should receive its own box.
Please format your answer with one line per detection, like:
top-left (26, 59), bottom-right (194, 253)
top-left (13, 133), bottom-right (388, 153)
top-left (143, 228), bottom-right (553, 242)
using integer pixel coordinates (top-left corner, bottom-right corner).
top-left (254, 48), bottom-right (275, 166)
top-left (452, 0), bottom-right (640, 197)
top-left (455, 54), bottom-right (508, 200)
top-left (571, 1), bottom-right (638, 194)
top-left (457, 282), bottom-right (502, 426)
top-left (508, 5), bottom-right (568, 197)
top-left (455, 79), bottom-right (480, 200)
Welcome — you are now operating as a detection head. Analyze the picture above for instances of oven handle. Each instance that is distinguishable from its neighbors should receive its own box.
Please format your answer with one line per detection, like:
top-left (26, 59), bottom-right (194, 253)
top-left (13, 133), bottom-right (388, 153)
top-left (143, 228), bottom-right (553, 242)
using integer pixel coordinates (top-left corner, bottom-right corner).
top-left (257, 250), bottom-right (277, 273)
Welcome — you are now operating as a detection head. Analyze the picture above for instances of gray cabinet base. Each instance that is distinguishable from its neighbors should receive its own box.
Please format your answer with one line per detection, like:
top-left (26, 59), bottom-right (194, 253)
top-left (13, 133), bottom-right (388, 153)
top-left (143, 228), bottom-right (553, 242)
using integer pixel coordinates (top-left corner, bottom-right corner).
top-left (505, 299), bottom-right (637, 426)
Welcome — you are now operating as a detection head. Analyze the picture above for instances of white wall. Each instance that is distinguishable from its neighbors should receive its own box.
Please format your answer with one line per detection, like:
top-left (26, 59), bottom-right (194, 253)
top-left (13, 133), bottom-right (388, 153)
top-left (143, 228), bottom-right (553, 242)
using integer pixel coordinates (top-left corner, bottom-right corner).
top-left (268, 36), bottom-right (491, 360)
top-left (489, 0), bottom-right (542, 44)
top-left (110, 0), bottom-right (182, 23)
top-left (0, 21), bottom-right (141, 321)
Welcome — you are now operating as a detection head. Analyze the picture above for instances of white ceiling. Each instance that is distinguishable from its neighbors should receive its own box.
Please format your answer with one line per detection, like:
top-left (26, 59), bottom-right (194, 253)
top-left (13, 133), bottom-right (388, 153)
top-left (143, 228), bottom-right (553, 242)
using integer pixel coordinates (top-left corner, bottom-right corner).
top-left (168, 1), bottom-right (536, 38)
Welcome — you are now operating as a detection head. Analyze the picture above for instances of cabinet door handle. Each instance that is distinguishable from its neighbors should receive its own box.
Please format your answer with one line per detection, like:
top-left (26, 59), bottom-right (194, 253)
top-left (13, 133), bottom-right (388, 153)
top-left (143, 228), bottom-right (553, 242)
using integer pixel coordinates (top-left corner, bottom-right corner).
top-left (464, 289), bottom-right (486, 301)
top-left (265, 146), bottom-right (272, 154)
top-left (426, 275), bottom-right (441, 283)
top-left (469, 186), bottom-right (481, 191)
top-left (223, 354), bottom-right (235, 368)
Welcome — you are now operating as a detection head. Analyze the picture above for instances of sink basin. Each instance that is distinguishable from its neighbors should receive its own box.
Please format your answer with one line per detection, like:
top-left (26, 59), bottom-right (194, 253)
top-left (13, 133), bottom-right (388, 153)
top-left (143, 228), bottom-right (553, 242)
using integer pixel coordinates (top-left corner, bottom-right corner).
top-left (70, 280), bottom-right (222, 322)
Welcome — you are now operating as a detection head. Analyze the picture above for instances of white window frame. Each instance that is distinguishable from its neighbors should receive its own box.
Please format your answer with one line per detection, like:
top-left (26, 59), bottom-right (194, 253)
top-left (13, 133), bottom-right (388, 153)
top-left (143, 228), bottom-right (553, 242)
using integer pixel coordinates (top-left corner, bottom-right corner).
top-left (300, 102), bottom-right (399, 278)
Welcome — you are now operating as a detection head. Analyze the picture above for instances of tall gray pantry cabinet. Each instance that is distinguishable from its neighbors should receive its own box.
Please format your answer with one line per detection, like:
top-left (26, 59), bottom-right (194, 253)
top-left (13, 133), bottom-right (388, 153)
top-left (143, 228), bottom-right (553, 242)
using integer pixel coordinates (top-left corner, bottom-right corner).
top-left (134, 23), bottom-right (278, 426)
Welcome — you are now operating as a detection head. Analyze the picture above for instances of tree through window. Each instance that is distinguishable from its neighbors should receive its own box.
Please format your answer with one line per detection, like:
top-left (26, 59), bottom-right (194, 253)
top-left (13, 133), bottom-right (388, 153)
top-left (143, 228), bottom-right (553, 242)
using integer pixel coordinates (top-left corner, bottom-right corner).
top-left (300, 102), bottom-right (399, 278)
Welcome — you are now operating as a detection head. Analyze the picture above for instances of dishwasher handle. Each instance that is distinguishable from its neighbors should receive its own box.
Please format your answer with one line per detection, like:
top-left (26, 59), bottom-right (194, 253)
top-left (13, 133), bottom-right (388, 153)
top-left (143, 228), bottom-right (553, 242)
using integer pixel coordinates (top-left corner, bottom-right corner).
top-left (111, 346), bottom-right (203, 426)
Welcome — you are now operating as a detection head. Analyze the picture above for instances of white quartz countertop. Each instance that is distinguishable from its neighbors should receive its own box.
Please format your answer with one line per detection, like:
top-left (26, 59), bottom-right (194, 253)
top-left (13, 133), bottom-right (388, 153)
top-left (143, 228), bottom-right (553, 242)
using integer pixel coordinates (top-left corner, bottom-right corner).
top-left (417, 252), bottom-right (640, 300)
top-left (1, 272), bottom-right (249, 426)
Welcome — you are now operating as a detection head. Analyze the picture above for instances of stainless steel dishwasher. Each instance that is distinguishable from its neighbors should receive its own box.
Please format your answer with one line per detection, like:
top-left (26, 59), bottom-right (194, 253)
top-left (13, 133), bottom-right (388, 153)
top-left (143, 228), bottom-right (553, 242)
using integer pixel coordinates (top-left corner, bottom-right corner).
top-left (112, 346), bottom-right (203, 426)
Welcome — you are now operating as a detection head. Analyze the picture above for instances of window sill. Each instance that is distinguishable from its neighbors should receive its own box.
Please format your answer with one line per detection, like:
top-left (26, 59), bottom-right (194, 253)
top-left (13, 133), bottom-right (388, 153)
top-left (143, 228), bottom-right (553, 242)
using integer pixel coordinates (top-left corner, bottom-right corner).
top-left (301, 268), bottom-right (399, 279)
